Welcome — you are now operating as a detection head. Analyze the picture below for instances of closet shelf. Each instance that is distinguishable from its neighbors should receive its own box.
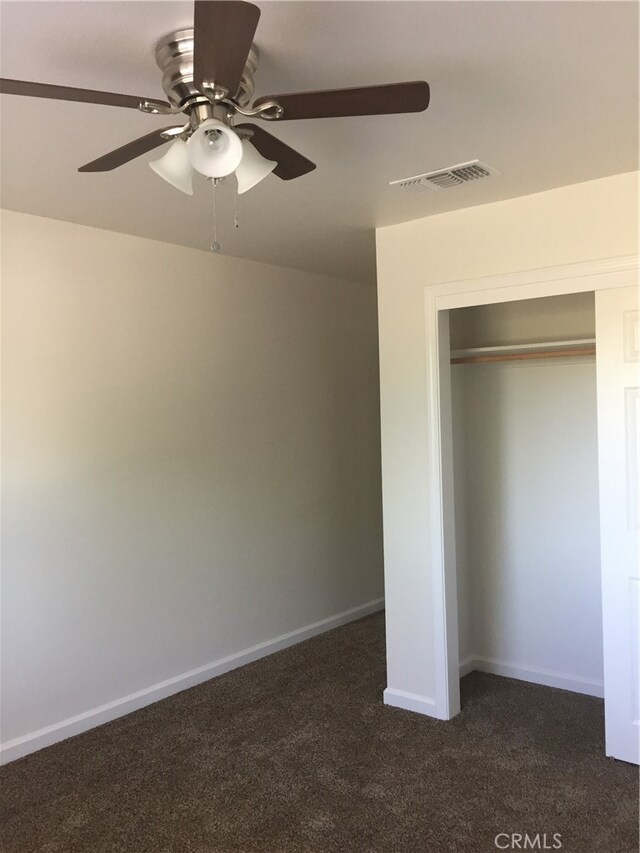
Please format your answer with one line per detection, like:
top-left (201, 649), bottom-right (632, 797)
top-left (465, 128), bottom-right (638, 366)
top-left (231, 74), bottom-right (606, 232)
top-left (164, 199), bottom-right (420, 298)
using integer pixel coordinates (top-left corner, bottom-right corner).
top-left (451, 338), bottom-right (596, 365)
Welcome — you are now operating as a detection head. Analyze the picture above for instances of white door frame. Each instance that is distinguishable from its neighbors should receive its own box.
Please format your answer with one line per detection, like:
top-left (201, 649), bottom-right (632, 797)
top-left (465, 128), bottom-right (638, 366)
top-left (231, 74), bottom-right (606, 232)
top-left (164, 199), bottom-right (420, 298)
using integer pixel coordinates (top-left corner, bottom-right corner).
top-left (424, 254), bottom-right (639, 721)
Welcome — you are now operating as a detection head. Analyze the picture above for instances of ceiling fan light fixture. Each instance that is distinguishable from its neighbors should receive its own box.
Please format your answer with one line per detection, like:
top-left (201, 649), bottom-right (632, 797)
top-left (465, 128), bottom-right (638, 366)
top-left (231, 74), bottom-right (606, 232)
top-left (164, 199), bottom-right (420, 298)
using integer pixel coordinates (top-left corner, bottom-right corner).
top-left (149, 138), bottom-right (194, 195)
top-left (235, 139), bottom-right (276, 194)
top-left (187, 118), bottom-right (243, 178)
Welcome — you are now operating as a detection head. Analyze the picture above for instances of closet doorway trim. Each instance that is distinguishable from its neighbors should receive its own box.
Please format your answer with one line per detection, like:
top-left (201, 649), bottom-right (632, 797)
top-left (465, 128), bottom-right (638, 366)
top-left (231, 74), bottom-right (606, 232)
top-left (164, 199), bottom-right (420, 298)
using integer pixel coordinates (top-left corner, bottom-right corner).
top-left (424, 254), bottom-right (639, 720)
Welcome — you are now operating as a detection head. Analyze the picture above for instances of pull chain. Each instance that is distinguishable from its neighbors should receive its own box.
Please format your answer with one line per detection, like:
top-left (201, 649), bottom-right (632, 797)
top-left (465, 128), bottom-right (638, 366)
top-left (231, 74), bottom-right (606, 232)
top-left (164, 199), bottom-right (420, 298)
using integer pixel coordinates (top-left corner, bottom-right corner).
top-left (234, 190), bottom-right (239, 230)
top-left (210, 178), bottom-right (221, 252)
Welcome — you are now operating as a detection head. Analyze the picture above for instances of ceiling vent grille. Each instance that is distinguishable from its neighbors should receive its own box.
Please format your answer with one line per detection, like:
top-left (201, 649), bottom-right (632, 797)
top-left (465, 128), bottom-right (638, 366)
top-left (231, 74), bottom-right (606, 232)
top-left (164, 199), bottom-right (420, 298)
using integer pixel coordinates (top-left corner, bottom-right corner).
top-left (390, 160), bottom-right (501, 193)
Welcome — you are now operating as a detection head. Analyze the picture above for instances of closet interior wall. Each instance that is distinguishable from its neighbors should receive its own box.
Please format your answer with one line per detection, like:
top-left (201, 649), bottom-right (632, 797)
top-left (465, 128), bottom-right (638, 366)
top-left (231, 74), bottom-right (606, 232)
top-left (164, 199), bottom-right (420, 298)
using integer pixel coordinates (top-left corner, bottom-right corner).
top-left (450, 292), bottom-right (604, 696)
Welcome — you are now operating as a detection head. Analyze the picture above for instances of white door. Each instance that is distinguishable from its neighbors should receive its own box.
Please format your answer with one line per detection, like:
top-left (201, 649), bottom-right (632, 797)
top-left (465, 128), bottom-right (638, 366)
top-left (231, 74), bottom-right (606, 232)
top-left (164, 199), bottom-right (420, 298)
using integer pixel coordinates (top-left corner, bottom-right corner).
top-left (596, 285), bottom-right (640, 764)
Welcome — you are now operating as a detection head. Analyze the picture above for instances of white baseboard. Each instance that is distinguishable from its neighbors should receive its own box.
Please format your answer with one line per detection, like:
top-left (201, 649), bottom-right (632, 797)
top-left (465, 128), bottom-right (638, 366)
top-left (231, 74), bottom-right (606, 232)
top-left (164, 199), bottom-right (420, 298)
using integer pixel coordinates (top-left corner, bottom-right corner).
top-left (383, 687), bottom-right (437, 716)
top-left (384, 655), bottom-right (603, 724)
top-left (459, 655), bottom-right (604, 698)
top-left (0, 597), bottom-right (385, 766)
top-left (459, 655), bottom-right (476, 678)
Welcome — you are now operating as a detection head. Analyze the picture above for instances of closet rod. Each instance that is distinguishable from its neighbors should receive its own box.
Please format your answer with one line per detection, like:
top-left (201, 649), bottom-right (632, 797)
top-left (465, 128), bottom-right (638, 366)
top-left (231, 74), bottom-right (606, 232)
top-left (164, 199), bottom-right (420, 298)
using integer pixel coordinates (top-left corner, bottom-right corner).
top-left (451, 346), bottom-right (596, 365)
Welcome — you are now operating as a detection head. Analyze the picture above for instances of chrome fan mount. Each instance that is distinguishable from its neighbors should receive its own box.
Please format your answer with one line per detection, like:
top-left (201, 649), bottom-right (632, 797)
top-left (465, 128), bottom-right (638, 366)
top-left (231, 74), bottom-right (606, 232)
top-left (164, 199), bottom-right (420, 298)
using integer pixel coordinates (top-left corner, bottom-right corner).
top-left (0, 1), bottom-right (430, 190)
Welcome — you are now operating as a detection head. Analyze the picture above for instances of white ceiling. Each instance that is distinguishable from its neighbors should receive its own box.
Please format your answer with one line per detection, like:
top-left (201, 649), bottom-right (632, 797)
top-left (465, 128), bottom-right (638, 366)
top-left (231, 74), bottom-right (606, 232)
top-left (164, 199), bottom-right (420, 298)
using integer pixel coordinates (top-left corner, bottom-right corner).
top-left (1, 1), bottom-right (638, 284)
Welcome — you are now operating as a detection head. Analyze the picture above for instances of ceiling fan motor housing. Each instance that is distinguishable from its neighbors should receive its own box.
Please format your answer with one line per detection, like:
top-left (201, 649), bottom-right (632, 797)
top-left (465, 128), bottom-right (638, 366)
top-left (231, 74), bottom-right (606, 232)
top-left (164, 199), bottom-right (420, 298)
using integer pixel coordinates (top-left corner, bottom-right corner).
top-left (155, 28), bottom-right (258, 112)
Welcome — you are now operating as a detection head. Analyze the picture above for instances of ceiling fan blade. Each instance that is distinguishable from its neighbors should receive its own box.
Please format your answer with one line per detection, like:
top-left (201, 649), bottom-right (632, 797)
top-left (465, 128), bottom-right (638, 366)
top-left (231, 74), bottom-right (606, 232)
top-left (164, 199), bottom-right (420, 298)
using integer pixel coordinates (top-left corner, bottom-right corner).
top-left (193, 1), bottom-right (261, 97)
top-left (236, 124), bottom-right (316, 181)
top-left (253, 81), bottom-right (430, 121)
top-left (0, 78), bottom-right (171, 112)
top-left (78, 127), bottom-right (180, 172)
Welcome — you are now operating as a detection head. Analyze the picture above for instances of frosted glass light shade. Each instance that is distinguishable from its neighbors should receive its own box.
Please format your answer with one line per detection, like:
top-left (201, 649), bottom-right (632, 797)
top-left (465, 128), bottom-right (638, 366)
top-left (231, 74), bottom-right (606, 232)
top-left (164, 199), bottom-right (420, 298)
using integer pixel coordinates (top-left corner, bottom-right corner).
top-left (187, 119), bottom-right (243, 178)
top-left (149, 139), bottom-right (194, 195)
top-left (235, 140), bottom-right (277, 194)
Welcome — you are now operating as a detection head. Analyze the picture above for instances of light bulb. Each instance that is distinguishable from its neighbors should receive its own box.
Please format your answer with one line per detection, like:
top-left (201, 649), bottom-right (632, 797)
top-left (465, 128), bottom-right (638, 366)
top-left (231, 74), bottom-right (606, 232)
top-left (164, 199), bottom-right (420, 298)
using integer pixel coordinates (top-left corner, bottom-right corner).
top-left (149, 139), bottom-right (193, 195)
top-left (187, 119), bottom-right (243, 178)
top-left (235, 140), bottom-right (277, 194)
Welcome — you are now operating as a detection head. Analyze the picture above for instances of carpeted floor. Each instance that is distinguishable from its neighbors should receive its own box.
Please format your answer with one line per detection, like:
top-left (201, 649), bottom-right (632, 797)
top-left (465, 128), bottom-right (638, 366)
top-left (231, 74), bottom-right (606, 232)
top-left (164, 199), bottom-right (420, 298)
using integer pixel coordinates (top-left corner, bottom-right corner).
top-left (1, 613), bottom-right (638, 853)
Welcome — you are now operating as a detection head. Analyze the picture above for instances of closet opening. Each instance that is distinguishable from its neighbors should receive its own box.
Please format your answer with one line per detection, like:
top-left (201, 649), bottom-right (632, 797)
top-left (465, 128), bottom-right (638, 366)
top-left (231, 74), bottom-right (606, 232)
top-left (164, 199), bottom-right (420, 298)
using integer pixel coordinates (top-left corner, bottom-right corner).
top-left (448, 292), bottom-right (604, 707)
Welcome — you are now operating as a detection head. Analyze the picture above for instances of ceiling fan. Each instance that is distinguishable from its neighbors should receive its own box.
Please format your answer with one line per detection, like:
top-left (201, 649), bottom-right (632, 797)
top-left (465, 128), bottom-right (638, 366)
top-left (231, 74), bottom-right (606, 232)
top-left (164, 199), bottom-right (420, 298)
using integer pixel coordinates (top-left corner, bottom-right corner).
top-left (0, 0), bottom-right (430, 196)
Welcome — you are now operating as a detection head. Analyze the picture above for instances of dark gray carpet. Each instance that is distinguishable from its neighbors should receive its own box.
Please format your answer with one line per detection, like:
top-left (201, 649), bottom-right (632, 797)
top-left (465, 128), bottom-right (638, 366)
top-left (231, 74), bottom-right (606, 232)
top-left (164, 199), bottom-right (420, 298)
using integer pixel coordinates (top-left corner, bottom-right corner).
top-left (1, 613), bottom-right (637, 853)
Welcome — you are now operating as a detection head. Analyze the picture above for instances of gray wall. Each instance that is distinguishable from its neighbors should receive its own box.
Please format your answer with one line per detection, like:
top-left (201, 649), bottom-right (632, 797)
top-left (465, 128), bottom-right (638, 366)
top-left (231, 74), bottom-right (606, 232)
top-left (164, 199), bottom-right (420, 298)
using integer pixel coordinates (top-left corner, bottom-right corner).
top-left (452, 355), bottom-right (602, 688)
top-left (1, 210), bottom-right (384, 757)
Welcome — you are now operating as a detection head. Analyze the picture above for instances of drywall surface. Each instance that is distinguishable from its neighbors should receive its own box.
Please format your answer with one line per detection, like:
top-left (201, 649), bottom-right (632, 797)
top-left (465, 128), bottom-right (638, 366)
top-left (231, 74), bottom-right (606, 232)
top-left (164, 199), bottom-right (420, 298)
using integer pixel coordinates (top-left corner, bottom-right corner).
top-left (451, 370), bottom-right (473, 664)
top-left (449, 291), bottom-right (595, 349)
top-left (452, 359), bottom-right (603, 684)
top-left (375, 171), bottom-right (638, 703)
top-left (1, 210), bottom-right (384, 757)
